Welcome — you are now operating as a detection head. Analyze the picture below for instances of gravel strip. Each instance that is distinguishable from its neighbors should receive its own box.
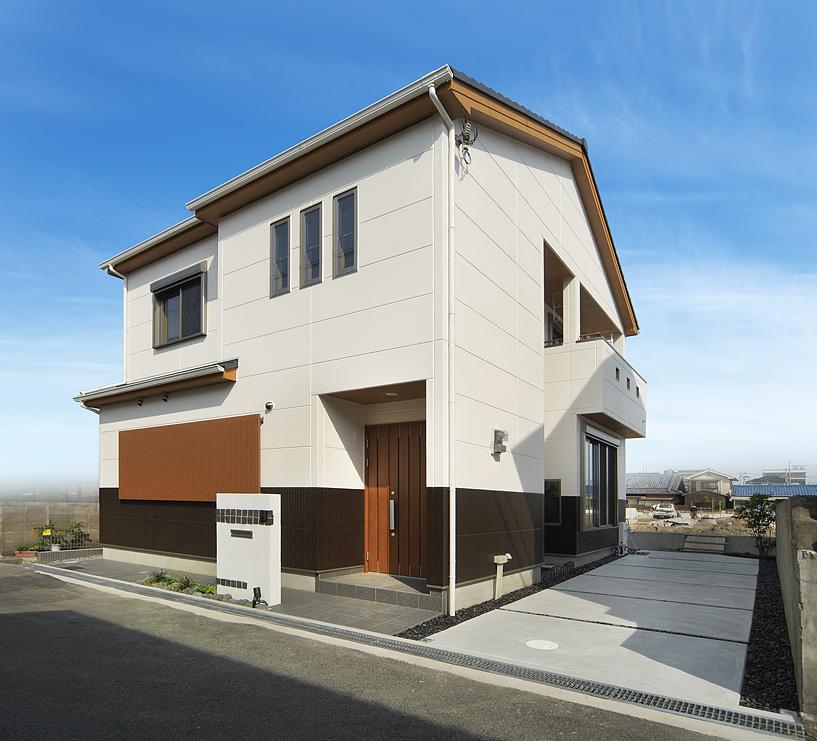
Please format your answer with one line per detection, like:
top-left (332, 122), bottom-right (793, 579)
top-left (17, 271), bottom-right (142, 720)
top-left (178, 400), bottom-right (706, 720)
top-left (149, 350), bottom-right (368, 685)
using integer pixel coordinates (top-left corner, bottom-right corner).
top-left (740, 557), bottom-right (799, 713)
top-left (398, 553), bottom-right (621, 640)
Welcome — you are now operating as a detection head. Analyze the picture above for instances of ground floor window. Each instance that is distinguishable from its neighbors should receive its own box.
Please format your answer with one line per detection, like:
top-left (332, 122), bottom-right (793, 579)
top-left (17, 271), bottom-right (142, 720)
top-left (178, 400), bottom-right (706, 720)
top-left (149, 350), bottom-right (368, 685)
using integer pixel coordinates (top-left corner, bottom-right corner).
top-left (583, 436), bottom-right (618, 528)
top-left (544, 480), bottom-right (561, 524)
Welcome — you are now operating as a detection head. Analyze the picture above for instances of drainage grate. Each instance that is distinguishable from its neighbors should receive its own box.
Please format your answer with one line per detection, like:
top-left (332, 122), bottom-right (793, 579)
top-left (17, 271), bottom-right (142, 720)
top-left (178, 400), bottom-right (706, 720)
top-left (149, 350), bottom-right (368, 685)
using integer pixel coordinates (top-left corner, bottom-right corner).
top-left (35, 565), bottom-right (803, 739)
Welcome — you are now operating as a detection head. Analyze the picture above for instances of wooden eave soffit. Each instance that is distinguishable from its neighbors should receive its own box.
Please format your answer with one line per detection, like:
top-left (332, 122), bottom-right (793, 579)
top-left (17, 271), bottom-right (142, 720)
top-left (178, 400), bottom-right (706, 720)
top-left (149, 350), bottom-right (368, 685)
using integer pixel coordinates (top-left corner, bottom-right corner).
top-left (83, 366), bottom-right (237, 410)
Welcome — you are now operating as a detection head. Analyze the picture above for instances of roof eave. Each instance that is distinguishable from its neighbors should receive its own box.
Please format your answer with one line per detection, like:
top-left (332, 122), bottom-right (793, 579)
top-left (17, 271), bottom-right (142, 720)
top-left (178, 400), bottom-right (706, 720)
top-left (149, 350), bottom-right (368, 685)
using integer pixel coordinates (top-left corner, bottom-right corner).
top-left (98, 216), bottom-right (205, 272)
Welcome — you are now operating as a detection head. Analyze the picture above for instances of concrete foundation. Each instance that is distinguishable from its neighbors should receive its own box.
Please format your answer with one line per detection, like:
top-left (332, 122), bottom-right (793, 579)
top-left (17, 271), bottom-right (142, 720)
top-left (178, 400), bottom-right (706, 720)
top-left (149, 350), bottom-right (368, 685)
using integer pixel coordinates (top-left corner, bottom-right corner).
top-left (103, 547), bottom-right (216, 576)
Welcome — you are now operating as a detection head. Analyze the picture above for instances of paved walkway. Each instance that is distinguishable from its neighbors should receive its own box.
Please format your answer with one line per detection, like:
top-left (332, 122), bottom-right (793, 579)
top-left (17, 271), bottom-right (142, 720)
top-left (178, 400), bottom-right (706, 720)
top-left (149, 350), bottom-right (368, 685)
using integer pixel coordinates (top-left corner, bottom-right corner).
top-left (425, 551), bottom-right (762, 711)
top-left (52, 559), bottom-right (439, 635)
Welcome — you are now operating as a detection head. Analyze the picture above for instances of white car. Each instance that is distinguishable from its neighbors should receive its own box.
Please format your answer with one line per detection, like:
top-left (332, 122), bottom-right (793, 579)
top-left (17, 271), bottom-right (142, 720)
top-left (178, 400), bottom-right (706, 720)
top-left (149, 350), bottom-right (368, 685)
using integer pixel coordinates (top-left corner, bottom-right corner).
top-left (652, 503), bottom-right (679, 519)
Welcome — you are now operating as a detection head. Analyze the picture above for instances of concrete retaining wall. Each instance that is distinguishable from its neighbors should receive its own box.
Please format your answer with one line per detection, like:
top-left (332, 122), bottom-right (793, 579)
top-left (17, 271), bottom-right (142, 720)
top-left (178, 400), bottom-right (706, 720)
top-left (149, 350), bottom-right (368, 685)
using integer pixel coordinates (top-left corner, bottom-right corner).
top-left (776, 496), bottom-right (817, 731)
top-left (628, 530), bottom-right (765, 556)
top-left (0, 500), bottom-right (99, 555)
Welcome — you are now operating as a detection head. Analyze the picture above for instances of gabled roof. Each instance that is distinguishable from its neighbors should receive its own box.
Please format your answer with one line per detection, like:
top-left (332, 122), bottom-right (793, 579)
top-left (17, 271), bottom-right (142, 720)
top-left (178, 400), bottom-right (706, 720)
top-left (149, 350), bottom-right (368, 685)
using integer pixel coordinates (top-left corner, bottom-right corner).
top-left (683, 468), bottom-right (736, 481)
top-left (98, 66), bottom-right (639, 334)
top-left (731, 484), bottom-right (817, 498)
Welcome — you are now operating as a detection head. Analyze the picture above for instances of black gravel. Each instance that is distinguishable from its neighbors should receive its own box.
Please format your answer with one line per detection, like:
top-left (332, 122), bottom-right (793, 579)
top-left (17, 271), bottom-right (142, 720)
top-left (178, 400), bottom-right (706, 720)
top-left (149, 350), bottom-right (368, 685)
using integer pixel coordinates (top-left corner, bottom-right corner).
top-left (740, 557), bottom-right (799, 713)
top-left (397, 553), bottom-right (622, 640)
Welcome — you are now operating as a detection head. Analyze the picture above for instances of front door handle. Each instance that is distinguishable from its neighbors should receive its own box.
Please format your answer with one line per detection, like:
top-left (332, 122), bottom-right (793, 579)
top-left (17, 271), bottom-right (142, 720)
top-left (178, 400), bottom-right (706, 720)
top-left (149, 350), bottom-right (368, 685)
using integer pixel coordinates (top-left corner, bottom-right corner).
top-left (389, 497), bottom-right (395, 531)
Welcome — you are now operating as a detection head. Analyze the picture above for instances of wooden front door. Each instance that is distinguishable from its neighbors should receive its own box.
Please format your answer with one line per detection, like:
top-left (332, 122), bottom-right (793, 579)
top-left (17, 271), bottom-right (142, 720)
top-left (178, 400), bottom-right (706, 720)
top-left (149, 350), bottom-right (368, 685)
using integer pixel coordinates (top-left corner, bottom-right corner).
top-left (364, 422), bottom-right (426, 577)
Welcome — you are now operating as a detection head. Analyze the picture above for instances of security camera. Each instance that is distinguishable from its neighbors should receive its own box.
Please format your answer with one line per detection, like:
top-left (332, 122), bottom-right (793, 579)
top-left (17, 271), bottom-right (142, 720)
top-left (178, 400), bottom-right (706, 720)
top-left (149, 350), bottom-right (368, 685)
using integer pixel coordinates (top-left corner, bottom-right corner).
top-left (264, 401), bottom-right (274, 411)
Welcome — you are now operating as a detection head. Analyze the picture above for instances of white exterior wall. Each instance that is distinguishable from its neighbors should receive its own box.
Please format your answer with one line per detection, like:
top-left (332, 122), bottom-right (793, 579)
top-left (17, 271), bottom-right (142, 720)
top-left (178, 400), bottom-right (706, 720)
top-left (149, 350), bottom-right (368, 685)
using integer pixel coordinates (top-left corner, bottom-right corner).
top-left (455, 124), bottom-right (629, 497)
top-left (98, 117), bottom-right (640, 509)
top-left (125, 235), bottom-right (220, 381)
top-left (99, 119), bottom-right (448, 490)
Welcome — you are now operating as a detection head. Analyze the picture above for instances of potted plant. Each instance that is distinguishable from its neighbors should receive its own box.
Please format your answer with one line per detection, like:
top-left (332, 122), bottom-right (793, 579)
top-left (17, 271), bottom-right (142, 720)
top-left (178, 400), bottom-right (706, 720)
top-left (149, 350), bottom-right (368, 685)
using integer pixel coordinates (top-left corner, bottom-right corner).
top-left (14, 546), bottom-right (37, 560)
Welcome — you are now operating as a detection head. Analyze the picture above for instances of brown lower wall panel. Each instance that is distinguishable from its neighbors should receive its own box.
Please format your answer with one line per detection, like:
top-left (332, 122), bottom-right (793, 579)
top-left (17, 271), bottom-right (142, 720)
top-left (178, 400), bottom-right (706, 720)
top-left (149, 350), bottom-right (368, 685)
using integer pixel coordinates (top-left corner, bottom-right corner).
top-left (455, 488), bottom-right (544, 583)
top-left (119, 414), bottom-right (261, 502)
top-left (100, 488), bottom-right (216, 559)
top-left (262, 488), bottom-right (364, 572)
top-left (101, 487), bottom-right (363, 570)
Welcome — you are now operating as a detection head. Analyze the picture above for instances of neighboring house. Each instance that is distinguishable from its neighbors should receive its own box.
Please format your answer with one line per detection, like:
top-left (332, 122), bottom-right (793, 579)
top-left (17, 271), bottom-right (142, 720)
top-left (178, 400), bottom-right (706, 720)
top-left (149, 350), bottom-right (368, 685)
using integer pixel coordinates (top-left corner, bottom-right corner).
top-left (678, 468), bottom-right (736, 508)
top-left (625, 471), bottom-right (684, 507)
top-left (74, 66), bottom-right (646, 610)
top-left (731, 484), bottom-right (817, 505)
top-left (747, 466), bottom-right (808, 486)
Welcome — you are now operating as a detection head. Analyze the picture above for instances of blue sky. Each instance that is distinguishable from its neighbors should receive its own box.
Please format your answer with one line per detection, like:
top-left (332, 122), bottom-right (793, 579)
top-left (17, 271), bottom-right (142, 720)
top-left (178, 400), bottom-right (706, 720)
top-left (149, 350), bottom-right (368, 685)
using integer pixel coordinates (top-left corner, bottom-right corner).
top-left (1, 1), bottom-right (815, 489)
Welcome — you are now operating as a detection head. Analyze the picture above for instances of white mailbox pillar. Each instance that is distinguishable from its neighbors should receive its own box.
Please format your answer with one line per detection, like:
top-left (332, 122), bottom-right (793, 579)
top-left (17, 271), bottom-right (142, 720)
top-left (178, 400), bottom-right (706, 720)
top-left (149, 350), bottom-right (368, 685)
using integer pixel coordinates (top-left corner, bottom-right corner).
top-left (216, 493), bottom-right (281, 606)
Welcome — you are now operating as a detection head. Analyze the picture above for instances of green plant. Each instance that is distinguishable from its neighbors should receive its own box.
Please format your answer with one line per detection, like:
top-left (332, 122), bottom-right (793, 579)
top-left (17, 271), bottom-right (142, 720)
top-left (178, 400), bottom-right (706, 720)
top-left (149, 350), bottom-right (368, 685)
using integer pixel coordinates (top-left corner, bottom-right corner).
top-left (175, 574), bottom-right (195, 590)
top-left (735, 494), bottom-right (776, 558)
top-left (145, 569), bottom-right (169, 584)
top-left (15, 545), bottom-right (32, 552)
top-left (195, 583), bottom-right (216, 595)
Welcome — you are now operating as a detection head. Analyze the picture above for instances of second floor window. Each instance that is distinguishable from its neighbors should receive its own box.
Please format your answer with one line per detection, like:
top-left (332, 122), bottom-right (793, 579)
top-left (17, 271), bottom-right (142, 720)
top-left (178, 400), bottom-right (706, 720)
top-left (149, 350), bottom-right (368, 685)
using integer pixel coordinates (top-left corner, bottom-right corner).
top-left (334, 189), bottom-right (356, 276)
top-left (270, 217), bottom-right (289, 296)
top-left (151, 264), bottom-right (205, 348)
top-left (301, 203), bottom-right (322, 287)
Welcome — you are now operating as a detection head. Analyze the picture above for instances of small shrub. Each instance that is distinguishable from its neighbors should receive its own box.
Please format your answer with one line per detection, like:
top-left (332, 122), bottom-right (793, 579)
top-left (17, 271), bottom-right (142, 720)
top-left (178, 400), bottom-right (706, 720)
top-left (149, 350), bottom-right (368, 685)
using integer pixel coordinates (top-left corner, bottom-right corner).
top-left (735, 494), bottom-right (776, 558)
top-left (195, 583), bottom-right (216, 595)
top-left (175, 574), bottom-right (195, 590)
top-left (145, 569), bottom-right (169, 585)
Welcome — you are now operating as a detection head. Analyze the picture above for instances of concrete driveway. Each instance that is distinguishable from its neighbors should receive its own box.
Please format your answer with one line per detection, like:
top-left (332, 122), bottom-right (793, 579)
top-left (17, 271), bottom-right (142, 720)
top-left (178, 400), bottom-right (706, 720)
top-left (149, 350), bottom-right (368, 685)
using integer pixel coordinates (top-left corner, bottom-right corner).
top-left (426, 551), bottom-right (759, 710)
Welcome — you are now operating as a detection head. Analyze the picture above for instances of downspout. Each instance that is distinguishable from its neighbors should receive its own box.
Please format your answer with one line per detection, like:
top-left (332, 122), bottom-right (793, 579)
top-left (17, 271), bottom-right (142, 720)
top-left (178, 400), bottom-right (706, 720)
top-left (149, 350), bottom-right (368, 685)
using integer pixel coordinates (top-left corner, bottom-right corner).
top-left (105, 263), bottom-right (127, 383)
top-left (428, 84), bottom-right (457, 616)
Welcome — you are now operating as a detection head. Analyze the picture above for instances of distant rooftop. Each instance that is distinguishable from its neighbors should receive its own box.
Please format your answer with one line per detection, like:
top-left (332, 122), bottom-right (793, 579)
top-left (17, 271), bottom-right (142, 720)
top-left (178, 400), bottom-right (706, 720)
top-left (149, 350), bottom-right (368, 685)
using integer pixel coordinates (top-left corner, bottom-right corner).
top-left (731, 484), bottom-right (817, 498)
top-left (626, 471), bottom-right (684, 494)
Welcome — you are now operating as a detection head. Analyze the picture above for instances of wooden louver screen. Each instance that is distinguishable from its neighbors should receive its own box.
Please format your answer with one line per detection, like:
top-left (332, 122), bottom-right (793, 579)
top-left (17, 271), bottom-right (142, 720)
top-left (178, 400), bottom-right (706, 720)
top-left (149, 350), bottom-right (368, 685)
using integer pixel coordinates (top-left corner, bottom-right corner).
top-left (119, 415), bottom-right (261, 502)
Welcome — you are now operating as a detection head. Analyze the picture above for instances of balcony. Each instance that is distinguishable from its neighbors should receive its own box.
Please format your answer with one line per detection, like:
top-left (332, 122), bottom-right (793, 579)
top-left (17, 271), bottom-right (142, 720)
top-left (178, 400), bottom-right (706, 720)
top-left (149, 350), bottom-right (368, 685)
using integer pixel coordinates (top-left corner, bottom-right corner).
top-left (543, 336), bottom-right (647, 438)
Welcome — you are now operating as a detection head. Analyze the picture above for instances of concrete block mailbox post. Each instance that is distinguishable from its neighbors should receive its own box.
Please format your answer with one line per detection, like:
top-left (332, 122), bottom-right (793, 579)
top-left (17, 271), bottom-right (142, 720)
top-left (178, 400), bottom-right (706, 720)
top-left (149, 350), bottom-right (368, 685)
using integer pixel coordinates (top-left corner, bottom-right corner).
top-left (216, 493), bottom-right (281, 606)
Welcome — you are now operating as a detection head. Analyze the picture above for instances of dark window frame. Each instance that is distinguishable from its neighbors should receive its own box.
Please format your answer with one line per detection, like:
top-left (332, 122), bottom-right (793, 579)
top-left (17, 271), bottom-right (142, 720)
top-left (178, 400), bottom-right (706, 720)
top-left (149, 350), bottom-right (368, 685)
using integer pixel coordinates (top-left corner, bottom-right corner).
top-left (151, 264), bottom-right (206, 349)
top-left (544, 479), bottom-right (562, 525)
top-left (333, 188), bottom-right (357, 278)
top-left (300, 203), bottom-right (322, 288)
top-left (270, 216), bottom-right (290, 297)
top-left (582, 433), bottom-right (619, 530)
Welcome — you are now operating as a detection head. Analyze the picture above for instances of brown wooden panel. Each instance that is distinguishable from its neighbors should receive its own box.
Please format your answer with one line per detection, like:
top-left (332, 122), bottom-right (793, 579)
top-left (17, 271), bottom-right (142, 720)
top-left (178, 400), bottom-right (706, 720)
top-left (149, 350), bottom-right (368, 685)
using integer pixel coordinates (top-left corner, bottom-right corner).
top-left (397, 423), bottom-right (409, 573)
top-left (364, 422), bottom-right (427, 578)
top-left (364, 427), bottom-right (377, 572)
top-left (378, 426), bottom-right (391, 572)
top-left (119, 415), bottom-right (260, 502)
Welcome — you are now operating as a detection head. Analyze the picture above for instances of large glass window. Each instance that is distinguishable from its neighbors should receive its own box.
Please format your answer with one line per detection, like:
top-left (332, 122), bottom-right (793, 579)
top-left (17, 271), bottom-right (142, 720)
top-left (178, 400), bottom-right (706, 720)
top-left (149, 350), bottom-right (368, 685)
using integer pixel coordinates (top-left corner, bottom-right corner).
top-left (583, 435), bottom-right (618, 528)
top-left (301, 204), bottom-right (322, 287)
top-left (333, 189), bottom-right (356, 277)
top-left (270, 217), bottom-right (290, 296)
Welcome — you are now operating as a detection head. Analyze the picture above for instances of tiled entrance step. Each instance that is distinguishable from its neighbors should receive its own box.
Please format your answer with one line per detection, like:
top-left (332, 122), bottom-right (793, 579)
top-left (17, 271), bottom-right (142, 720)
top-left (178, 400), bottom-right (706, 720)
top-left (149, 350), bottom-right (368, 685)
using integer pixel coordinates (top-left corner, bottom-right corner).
top-left (683, 535), bottom-right (726, 554)
top-left (317, 572), bottom-right (443, 612)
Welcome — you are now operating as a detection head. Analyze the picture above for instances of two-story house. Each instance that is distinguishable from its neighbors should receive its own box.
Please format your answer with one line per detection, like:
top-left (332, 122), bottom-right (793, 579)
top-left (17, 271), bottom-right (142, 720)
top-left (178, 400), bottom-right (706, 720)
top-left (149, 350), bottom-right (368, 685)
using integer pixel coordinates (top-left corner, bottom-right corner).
top-left (75, 66), bottom-right (647, 613)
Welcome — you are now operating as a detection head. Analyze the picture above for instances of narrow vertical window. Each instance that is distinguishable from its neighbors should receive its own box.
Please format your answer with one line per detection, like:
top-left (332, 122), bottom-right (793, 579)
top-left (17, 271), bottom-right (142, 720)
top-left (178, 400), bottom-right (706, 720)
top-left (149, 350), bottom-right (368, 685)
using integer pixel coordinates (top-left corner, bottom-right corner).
top-left (333, 189), bottom-right (356, 277)
top-left (301, 204), bottom-right (322, 287)
top-left (270, 217), bottom-right (290, 296)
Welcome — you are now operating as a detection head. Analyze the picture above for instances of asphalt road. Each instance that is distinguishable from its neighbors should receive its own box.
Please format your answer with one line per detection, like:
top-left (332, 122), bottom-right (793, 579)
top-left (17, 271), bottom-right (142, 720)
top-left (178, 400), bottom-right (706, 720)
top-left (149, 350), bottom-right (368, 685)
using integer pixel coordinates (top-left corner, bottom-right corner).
top-left (0, 564), bottom-right (711, 740)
